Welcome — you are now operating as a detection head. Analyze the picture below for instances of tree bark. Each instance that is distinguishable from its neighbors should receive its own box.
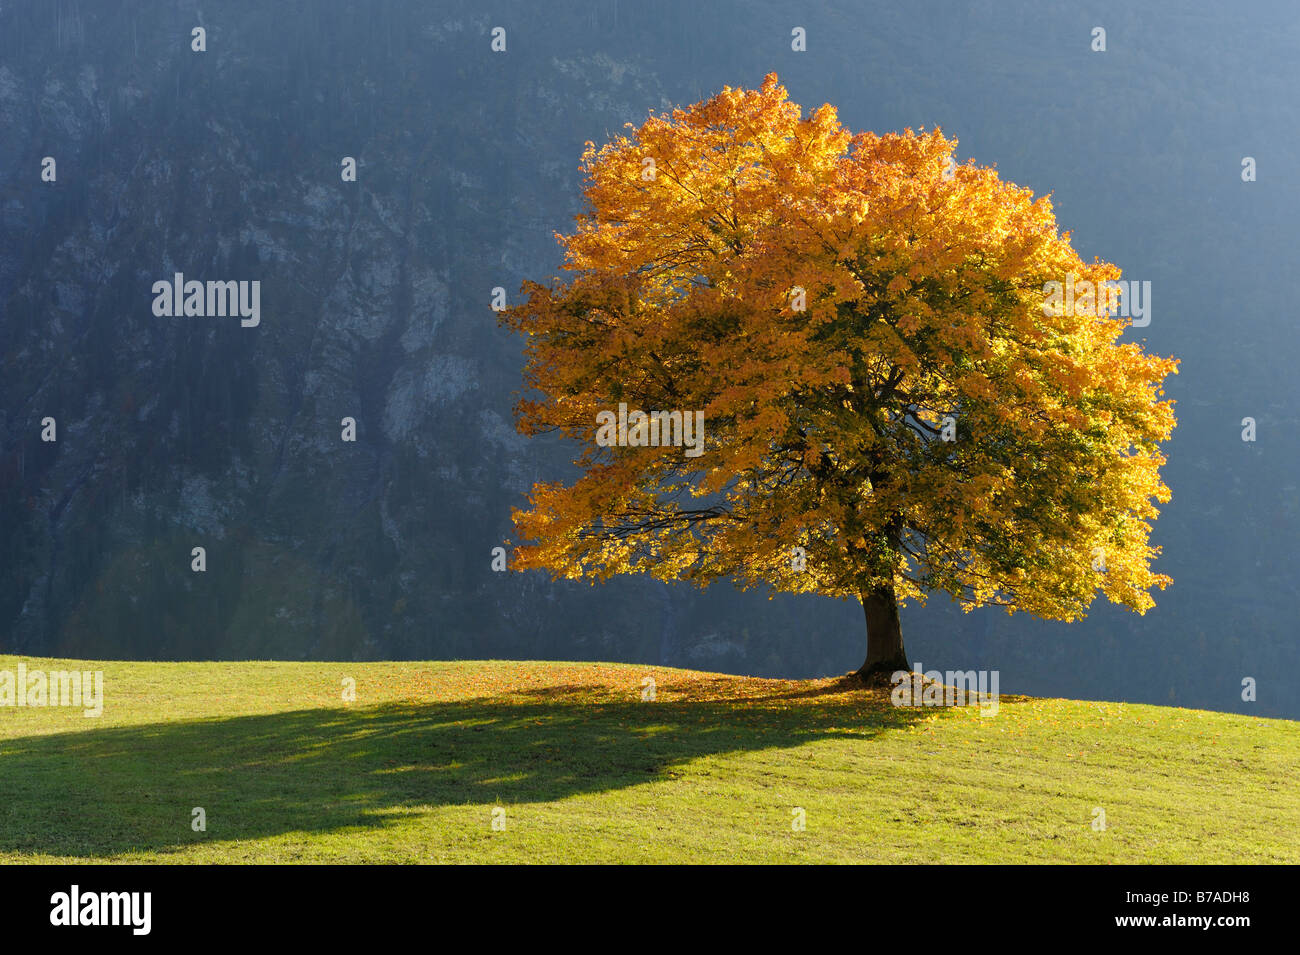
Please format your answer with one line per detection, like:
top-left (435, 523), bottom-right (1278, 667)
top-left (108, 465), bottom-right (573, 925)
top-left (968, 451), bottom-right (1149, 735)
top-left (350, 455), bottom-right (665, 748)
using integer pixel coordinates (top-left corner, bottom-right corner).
top-left (854, 581), bottom-right (908, 680)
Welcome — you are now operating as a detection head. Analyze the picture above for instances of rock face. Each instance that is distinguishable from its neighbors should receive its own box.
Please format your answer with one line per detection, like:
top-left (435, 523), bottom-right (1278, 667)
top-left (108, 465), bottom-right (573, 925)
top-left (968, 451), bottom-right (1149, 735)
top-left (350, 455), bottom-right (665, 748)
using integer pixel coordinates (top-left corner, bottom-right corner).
top-left (0, 1), bottom-right (857, 673)
top-left (2, 2), bottom-right (1298, 717)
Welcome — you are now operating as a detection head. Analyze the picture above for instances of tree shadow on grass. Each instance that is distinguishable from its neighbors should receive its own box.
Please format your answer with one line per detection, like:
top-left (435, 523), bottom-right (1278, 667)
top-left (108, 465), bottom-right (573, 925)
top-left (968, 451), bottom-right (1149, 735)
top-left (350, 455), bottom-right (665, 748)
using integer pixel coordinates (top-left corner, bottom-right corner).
top-left (0, 681), bottom-right (939, 858)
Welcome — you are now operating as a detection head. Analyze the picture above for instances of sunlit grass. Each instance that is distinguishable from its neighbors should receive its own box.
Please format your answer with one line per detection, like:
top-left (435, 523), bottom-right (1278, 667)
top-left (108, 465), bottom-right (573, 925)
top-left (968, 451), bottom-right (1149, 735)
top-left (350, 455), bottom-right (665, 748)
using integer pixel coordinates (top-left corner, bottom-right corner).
top-left (0, 656), bottom-right (1295, 863)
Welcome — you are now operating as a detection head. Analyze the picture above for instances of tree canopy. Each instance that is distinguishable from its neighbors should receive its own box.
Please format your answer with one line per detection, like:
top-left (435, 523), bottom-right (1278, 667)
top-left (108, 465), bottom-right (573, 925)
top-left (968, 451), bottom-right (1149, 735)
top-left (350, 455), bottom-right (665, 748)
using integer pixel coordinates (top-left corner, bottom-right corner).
top-left (502, 73), bottom-right (1177, 674)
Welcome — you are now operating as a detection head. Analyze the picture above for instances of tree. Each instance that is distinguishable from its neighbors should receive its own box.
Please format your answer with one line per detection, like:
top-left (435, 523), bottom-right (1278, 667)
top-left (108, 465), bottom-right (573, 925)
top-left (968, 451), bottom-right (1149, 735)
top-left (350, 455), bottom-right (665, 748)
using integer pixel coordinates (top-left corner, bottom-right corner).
top-left (501, 74), bottom-right (1178, 679)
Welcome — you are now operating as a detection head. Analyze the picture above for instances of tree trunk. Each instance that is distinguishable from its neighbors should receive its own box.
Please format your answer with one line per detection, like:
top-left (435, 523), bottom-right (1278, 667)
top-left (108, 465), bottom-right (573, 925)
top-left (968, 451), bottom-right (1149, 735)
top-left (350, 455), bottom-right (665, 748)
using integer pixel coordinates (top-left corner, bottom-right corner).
top-left (855, 581), bottom-right (908, 680)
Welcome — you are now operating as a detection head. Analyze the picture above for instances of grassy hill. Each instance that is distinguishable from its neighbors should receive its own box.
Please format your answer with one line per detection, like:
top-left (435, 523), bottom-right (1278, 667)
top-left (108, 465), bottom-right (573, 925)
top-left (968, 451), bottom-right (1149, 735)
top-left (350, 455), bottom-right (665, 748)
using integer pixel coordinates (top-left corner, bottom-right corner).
top-left (0, 656), bottom-right (1295, 863)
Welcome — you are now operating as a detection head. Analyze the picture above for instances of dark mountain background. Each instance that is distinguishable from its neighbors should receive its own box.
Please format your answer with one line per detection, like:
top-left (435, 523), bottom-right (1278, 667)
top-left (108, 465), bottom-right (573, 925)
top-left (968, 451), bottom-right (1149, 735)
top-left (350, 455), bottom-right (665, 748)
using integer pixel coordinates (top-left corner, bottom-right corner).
top-left (1, 0), bottom-right (1296, 717)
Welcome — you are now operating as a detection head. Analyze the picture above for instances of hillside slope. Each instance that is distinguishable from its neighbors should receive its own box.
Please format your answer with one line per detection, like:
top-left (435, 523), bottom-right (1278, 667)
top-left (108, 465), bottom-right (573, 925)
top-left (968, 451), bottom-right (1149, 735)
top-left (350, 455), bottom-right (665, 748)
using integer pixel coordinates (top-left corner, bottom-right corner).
top-left (0, 657), bottom-right (1295, 863)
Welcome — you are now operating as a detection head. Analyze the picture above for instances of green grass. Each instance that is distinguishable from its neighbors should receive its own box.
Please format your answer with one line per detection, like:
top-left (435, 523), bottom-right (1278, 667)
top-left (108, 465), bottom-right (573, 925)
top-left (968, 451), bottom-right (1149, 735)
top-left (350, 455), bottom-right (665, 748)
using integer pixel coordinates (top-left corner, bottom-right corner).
top-left (0, 655), bottom-right (1296, 863)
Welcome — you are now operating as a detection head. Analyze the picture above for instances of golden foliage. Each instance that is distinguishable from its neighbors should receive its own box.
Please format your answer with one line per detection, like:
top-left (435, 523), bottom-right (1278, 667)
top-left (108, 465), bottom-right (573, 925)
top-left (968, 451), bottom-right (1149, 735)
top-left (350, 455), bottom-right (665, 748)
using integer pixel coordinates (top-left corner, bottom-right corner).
top-left (501, 74), bottom-right (1177, 621)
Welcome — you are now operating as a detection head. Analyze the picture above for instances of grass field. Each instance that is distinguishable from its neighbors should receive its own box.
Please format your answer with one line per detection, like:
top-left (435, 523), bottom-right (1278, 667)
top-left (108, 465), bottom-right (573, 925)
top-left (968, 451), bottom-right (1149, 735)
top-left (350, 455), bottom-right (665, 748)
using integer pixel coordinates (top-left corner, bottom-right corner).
top-left (0, 655), bottom-right (1296, 863)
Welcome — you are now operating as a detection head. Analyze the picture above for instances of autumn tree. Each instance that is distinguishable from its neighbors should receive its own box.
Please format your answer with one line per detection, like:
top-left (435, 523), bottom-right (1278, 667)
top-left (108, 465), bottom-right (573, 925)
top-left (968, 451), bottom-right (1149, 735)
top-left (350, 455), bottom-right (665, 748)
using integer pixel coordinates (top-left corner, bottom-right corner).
top-left (501, 74), bottom-right (1177, 679)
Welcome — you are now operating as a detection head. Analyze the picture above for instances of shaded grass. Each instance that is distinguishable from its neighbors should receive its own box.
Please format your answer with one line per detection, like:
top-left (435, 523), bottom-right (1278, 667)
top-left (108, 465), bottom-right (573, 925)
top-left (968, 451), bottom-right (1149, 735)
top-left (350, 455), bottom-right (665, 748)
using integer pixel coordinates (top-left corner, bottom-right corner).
top-left (0, 657), bottom-right (1296, 863)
